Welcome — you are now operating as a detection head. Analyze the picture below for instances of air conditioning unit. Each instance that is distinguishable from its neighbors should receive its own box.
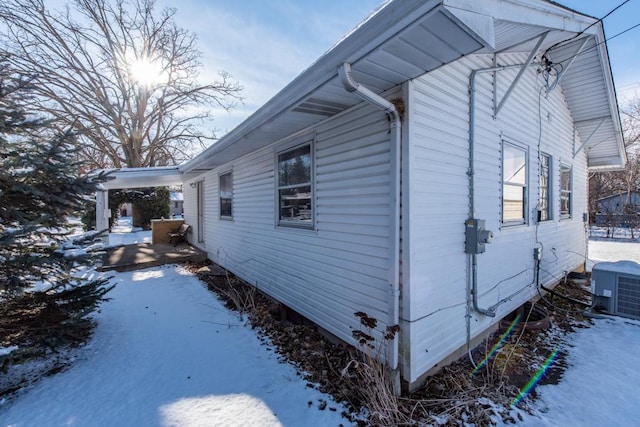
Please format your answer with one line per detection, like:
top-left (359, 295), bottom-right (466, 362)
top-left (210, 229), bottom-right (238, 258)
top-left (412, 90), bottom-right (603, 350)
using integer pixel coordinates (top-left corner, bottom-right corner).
top-left (591, 261), bottom-right (640, 320)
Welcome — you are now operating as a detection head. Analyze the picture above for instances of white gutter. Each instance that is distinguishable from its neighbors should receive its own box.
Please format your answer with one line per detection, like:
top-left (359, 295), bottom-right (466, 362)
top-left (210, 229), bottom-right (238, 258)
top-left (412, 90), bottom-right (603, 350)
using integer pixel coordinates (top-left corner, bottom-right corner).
top-left (338, 63), bottom-right (401, 376)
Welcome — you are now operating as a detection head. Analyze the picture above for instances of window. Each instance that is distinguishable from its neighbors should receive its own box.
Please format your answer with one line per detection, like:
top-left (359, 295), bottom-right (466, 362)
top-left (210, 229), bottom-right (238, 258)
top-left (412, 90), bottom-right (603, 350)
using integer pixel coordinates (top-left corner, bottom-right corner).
top-left (219, 171), bottom-right (233, 219)
top-left (502, 143), bottom-right (527, 224)
top-left (277, 143), bottom-right (312, 227)
top-left (539, 154), bottom-right (551, 221)
top-left (560, 164), bottom-right (572, 217)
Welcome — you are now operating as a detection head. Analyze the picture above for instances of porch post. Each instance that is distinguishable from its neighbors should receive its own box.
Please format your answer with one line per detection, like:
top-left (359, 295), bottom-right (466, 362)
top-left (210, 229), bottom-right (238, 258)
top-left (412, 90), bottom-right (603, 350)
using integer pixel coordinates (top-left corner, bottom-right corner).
top-left (95, 186), bottom-right (110, 245)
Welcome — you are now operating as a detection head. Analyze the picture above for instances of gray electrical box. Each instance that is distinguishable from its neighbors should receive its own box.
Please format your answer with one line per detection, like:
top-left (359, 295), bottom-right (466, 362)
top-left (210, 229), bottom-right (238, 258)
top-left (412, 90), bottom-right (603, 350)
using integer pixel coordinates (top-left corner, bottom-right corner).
top-left (465, 218), bottom-right (493, 254)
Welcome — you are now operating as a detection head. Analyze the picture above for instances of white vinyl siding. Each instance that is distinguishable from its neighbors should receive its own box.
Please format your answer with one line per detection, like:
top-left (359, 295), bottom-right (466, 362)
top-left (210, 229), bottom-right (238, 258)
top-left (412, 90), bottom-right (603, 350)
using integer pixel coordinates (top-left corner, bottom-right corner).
top-left (404, 52), bottom-right (588, 384)
top-left (184, 99), bottom-right (395, 348)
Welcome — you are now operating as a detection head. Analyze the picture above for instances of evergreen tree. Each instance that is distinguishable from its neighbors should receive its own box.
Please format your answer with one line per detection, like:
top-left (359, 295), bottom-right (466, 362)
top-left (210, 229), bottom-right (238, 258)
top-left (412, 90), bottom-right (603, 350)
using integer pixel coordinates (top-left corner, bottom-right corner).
top-left (0, 59), bottom-right (112, 353)
top-left (102, 187), bottom-right (171, 230)
top-left (135, 187), bottom-right (171, 229)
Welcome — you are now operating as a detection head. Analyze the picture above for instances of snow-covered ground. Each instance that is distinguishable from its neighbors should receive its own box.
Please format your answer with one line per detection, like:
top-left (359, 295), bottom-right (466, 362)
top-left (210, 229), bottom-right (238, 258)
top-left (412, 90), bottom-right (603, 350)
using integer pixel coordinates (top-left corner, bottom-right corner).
top-left (518, 239), bottom-right (640, 426)
top-left (1, 220), bottom-right (639, 426)
top-left (0, 267), bottom-right (349, 426)
top-left (107, 216), bottom-right (151, 246)
top-left (587, 226), bottom-right (640, 271)
top-left (519, 315), bottom-right (640, 426)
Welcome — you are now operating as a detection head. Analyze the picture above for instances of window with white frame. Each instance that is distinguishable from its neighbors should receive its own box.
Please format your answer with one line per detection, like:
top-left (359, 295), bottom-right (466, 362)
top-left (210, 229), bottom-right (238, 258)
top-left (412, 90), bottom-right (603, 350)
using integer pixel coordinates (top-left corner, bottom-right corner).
top-left (219, 171), bottom-right (233, 219)
top-left (502, 142), bottom-right (527, 224)
top-left (277, 143), bottom-right (312, 227)
top-left (539, 154), bottom-right (551, 221)
top-left (560, 164), bottom-right (572, 217)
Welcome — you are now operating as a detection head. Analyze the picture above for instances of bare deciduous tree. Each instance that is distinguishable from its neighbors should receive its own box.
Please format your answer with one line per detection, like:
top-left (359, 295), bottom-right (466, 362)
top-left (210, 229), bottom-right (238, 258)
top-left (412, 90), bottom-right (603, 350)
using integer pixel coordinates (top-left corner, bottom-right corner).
top-left (621, 94), bottom-right (640, 149)
top-left (0, 0), bottom-right (242, 168)
top-left (589, 94), bottom-right (640, 230)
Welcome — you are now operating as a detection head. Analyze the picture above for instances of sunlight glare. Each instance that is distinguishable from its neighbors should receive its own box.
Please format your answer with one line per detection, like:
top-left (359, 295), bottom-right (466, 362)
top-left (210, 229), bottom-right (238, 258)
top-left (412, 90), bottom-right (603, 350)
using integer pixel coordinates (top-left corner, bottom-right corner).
top-left (160, 394), bottom-right (282, 427)
top-left (132, 270), bottom-right (166, 281)
top-left (129, 57), bottom-right (167, 86)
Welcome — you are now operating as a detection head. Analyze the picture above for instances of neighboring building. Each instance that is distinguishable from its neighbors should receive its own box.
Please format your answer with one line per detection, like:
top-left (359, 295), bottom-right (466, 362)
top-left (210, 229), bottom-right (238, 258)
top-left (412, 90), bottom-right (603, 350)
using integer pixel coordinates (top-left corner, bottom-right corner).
top-left (170, 191), bottom-right (184, 217)
top-left (119, 202), bottom-right (133, 217)
top-left (596, 191), bottom-right (640, 226)
top-left (598, 191), bottom-right (640, 214)
top-left (101, 0), bottom-right (626, 391)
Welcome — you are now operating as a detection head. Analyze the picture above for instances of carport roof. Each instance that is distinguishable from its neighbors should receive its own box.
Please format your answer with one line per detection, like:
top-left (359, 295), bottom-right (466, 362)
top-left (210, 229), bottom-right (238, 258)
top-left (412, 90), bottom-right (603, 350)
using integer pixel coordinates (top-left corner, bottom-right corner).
top-left (99, 166), bottom-right (182, 190)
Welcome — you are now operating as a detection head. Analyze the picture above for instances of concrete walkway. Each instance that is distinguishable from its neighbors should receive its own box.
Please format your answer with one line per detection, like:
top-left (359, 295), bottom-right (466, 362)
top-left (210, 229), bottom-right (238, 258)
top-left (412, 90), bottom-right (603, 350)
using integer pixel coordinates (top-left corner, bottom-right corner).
top-left (99, 243), bottom-right (208, 272)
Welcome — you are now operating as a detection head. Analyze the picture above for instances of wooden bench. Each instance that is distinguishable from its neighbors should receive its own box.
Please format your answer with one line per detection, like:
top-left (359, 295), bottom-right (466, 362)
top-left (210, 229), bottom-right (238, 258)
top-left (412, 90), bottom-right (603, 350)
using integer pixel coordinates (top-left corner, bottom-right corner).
top-left (167, 223), bottom-right (191, 246)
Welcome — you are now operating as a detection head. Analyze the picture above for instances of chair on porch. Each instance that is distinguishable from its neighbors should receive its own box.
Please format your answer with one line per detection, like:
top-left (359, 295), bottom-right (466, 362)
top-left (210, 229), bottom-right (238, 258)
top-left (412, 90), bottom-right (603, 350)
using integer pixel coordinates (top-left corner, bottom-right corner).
top-left (168, 223), bottom-right (191, 246)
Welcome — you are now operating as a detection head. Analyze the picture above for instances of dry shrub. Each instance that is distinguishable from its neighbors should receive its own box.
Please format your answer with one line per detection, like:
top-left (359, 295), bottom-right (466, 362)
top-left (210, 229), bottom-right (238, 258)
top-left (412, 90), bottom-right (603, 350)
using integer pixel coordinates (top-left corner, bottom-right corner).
top-left (341, 312), bottom-right (407, 426)
top-left (201, 271), bottom-right (257, 320)
top-left (341, 355), bottom-right (407, 426)
top-left (193, 263), bottom-right (590, 426)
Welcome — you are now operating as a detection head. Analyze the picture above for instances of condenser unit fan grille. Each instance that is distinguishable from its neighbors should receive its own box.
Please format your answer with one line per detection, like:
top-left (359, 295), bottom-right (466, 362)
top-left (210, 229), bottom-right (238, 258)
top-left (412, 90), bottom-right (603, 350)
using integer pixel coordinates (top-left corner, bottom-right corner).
top-left (617, 276), bottom-right (640, 318)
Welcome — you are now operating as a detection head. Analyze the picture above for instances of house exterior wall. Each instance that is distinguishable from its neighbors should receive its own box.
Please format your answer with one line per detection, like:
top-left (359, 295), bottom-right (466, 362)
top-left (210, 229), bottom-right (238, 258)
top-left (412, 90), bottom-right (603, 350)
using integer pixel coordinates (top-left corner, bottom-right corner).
top-left (182, 51), bottom-right (591, 387)
top-left (183, 100), bottom-right (398, 346)
top-left (402, 53), bottom-right (588, 384)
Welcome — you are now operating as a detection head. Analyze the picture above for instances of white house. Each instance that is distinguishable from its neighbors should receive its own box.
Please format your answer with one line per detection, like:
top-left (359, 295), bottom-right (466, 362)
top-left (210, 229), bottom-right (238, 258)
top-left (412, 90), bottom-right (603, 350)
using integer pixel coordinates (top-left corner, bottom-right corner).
top-left (102, 0), bottom-right (626, 390)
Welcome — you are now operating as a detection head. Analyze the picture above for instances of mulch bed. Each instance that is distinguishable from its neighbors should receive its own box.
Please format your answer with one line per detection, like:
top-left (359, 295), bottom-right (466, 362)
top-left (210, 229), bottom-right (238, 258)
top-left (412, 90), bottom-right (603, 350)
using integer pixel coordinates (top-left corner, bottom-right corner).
top-left (0, 261), bottom-right (594, 425)
top-left (192, 261), bottom-right (594, 426)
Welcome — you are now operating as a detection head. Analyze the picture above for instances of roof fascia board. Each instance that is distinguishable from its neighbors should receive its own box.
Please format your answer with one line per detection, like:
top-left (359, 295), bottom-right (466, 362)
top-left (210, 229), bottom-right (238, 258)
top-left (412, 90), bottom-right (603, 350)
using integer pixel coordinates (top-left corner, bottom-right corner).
top-left (99, 166), bottom-right (183, 190)
top-left (589, 161), bottom-right (627, 172)
top-left (592, 24), bottom-right (627, 169)
top-left (446, 0), bottom-right (625, 170)
top-left (596, 192), bottom-right (640, 203)
top-left (182, 0), bottom-right (626, 173)
top-left (443, 0), bottom-right (592, 32)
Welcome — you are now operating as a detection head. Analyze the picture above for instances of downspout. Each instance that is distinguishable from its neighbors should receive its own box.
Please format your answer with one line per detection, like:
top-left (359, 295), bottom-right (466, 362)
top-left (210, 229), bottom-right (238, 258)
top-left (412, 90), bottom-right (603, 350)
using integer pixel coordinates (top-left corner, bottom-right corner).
top-left (338, 63), bottom-right (401, 377)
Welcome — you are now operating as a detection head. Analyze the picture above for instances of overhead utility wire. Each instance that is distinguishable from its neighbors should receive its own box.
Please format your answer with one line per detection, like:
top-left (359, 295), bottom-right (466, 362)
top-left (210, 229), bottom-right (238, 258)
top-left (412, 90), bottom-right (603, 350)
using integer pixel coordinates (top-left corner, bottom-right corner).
top-left (554, 21), bottom-right (640, 67)
top-left (543, 0), bottom-right (631, 57)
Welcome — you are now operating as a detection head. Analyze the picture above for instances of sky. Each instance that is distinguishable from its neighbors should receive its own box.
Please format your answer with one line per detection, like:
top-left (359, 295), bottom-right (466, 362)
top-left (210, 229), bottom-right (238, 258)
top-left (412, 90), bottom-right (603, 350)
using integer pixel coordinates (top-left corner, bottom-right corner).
top-left (157, 0), bottom-right (386, 135)
top-left (38, 0), bottom-right (640, 137)
top-left (152, 0), bottom-right (640, 135)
